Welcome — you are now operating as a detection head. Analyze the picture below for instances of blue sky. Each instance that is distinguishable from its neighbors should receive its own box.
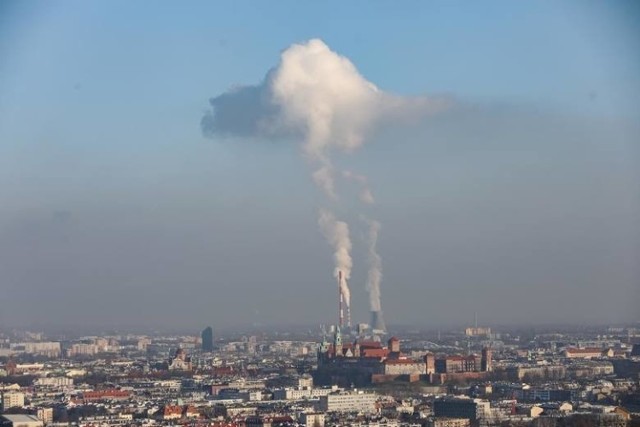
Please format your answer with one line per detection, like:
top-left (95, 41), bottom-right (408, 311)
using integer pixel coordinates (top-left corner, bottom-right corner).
top-left (0, 1), bottom-right (638, 330)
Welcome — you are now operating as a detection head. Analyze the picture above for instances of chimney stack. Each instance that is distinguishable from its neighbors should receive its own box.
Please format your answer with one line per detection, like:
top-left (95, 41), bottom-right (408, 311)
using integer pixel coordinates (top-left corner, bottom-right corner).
top-left (338, 271), bottom-right (344, 329)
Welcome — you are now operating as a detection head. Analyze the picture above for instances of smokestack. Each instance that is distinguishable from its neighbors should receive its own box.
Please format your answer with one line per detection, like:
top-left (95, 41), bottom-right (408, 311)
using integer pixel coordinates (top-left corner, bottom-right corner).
top-left (338, 271), bottom-right (344, 328)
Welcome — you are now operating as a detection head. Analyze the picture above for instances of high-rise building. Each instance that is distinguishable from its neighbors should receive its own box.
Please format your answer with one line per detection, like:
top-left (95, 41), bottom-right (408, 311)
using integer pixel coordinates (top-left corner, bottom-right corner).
top-left (433, 397), bottom-right (490, 421)
top-left (201, 326), bottom-right (214, 352)
top-left (481, 347), bottom-right (492, 372)
top-left (36, 408), bottom-right (53, 424)
top-left (1, 391), bottom-right (25, 411)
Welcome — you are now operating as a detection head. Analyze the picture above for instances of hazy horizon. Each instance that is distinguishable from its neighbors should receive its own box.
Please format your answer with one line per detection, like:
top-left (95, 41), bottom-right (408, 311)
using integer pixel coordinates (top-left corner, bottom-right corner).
top-left (1, 1), bottom-right (639, 331)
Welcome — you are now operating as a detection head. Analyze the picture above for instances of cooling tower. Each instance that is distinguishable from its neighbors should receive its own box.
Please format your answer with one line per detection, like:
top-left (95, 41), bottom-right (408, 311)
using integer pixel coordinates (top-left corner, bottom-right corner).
top-left (370, 310), bottom-right (386, 333)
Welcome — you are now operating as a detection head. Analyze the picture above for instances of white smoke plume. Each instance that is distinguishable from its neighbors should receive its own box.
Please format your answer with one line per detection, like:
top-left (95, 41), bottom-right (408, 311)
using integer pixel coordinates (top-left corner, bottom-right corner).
top-left (343, 170), bottom-right (375, 204)
top-left (201, 39), bottom-right (449, 323)
top-left (202, 38), bottom-right (450, 199)
top-left (365, 219), bottom-right (382, 312)
top-left (318, 209), bottom-right (352, 307)
top-left (313, 163), bottom-right (337, 201)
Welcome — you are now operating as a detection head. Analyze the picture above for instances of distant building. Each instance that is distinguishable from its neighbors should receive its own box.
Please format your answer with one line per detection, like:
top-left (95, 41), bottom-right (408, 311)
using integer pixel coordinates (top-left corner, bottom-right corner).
top-left (137, 338), bottom-right (151, 351)
top-left (245, 416), bottom-right (294, 427)
top-left (35, 408), bottom-right (53, 425)
top-left (427, 418), bottom-right (471, 427)
top-left (434, 348), bottom-right (492, 374)
top-left (169, 348), bottom-right (192, 371)
top-left (383, 359), bottom-right (427, 375)
top-left (298, 374), bottom-right (313, 388)
top-left (481, 347), bottom-right (492, 372)
top-left (318, 390), bottom-right (377, 413)
top-left (564, 347), bottom-right (613, 359)
top-left (316, 331), bottom-right (424, 385)
top-left (0, 415), bottom-right (43, 427)
top-left (80, 389), bottom-right (131, 402)
top-left (513, 388), bottom-right (575, 402)
top-left (67, 343), bottom-right (100, 357)
top-left (8, 342), bottom-right (61, 358)
top-left (435, 355), bottom-right (479, 373)
top-left (508, 365), bottom-right (566, 381)
top-left (1, 392), bottom-right (25, 411)
top-left (34, 377), bottom-right (73, 387)
top-left (433, 398), bottom-right (490, 421)
top-left (419, 353), bottom-right (433, 376)
top-left (160, 405), bottom-right (183, 421)
top-left (202, 326), bottom-right (214, 352)
top-left (300, 413), bottom-right (325, 427)
top-left (157, 404), bottom-right (200, 421)
top-left (465, 327), bottom-right (491, 337)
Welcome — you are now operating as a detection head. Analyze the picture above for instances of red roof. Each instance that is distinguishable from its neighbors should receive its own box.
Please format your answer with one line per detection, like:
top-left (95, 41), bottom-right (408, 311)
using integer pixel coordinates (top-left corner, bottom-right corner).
top-left (362, 348), bottom-right (389, 358)
top-left (446, 355), bottom-right (477, 361)
top-left (359, 341), bottom-right (383, 349)
top-left (163, 405), bottom-right (183, 416)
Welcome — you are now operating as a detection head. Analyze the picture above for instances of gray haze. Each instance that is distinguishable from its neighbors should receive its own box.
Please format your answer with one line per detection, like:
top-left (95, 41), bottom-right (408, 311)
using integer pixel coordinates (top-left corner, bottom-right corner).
top-left (1, 4), bottom-right (639, 332)
top-left (1, 101), bottom-right (638, 331)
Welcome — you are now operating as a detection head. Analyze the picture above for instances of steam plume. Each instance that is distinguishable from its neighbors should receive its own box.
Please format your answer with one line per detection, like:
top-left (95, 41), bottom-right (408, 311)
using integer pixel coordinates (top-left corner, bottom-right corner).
top-left (343, 170), bottom-right (375, 205)
top-left (202, 38), bottom-right (450, 199)
top-left (318, 209), bottom-right (352, 307)
top-left (365, 219), bottom-right (382, 312)
top-left (201, 39), bottom-right (449, 324)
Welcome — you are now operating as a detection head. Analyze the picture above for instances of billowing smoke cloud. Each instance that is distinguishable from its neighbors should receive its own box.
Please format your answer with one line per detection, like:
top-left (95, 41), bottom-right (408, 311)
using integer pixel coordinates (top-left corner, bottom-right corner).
top-left (201, 38), bottom-right (448, 325)
top-left (365, 219), bottom-right (382, 312)
top-left (202, 38), bottom-right (450, 199)
top-left (318, 209), bottom-right (352, 306)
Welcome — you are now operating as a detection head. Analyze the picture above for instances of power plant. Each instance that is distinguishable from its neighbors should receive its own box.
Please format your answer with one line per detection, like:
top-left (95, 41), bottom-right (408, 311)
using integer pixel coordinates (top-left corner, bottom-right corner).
top-left (338, 270), bottom-right (345, 329)
top-left (333, 270), bottom-right (385, 337)
top-left (337, 270), bottom-right (352, 330)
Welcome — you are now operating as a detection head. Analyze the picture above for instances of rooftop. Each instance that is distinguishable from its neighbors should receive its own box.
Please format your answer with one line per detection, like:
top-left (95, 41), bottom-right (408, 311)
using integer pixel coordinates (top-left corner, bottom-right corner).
top-left (1, 414), bottom-right (42, 423)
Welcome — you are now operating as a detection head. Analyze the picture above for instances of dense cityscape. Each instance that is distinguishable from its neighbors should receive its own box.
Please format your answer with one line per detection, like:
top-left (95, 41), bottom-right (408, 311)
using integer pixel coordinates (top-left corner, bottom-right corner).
top-left (2, 2), bottom-right (639, 427)
top-left (1, 319), bottom-right (639, 427)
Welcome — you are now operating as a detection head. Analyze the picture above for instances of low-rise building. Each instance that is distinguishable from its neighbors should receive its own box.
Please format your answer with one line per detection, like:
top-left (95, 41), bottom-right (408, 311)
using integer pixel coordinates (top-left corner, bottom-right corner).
top-left (427, 418), bottom-right (471, 427)
top-left (300, 413), bottom-right (325, 427)
top-left (0, 414), bottom-right (43, 427)
top-left (564, 347), bottom-right (613, 359)
top-left (318, 390), bottom-right (378, 413)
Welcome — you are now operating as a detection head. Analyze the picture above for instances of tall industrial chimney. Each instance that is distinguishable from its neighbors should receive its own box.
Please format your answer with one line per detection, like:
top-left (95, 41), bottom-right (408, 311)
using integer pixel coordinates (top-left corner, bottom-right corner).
top-left (338, 271), bottom-right (344, 329)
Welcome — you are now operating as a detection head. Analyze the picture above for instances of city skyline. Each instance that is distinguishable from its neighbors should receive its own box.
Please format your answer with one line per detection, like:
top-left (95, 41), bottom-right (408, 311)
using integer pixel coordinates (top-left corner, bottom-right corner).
top-left (1, 1), bottom-right (639, 330)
